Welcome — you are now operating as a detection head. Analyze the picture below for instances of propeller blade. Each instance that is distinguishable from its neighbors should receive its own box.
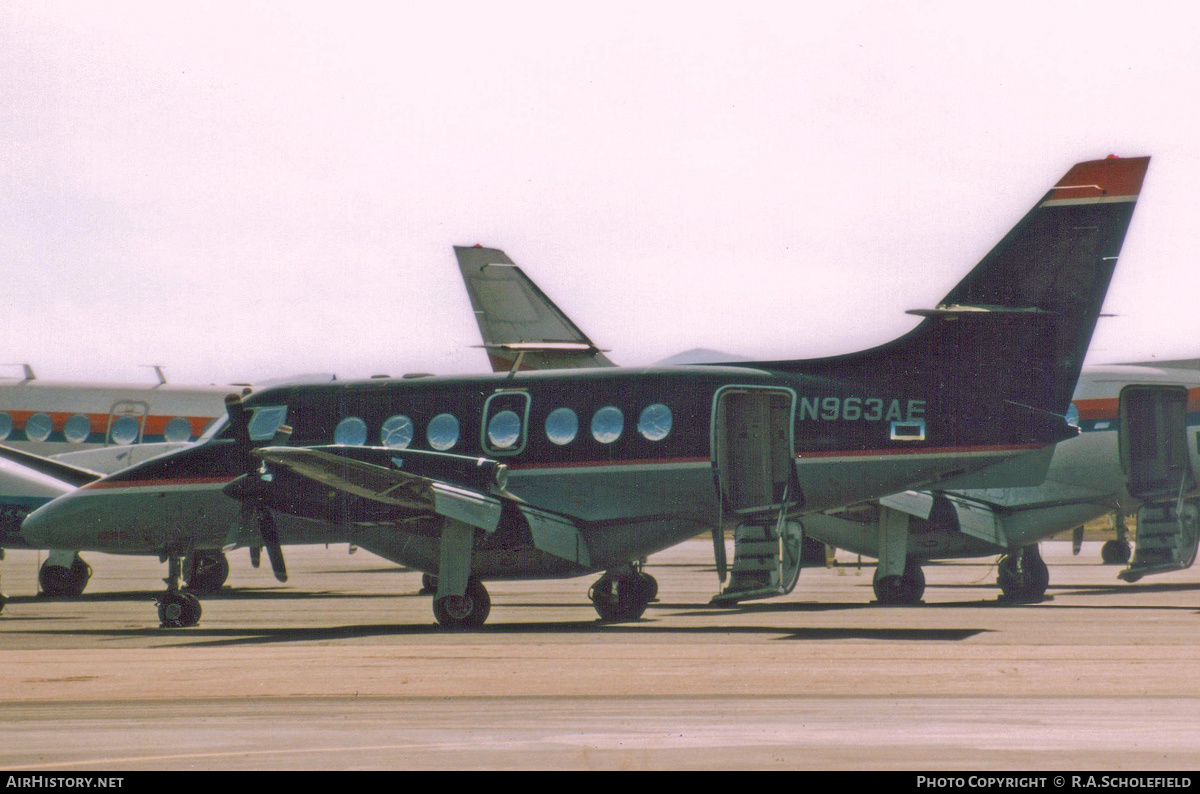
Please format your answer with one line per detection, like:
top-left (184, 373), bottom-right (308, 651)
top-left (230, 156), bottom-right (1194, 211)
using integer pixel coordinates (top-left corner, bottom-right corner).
top-left (225, 393), bottom-right (251, 452)
top-left (249, 546), bottom-right (262, 568)
top-left (256, 507), bottom-right (288, 582)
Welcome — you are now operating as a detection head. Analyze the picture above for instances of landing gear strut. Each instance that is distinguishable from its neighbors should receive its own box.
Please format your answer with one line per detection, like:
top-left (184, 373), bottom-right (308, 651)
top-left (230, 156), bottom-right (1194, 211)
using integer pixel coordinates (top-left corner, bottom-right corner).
top-left (38, 555), bottom-right (92, 598)
top-left (589, 565), bottom-right (656, 622)
top-left (872, 558), bottom-right (925, 604)
top-left (157, 554), bottom-right (201, 628)
top-left (998, 544), bottom-right (1050, 602)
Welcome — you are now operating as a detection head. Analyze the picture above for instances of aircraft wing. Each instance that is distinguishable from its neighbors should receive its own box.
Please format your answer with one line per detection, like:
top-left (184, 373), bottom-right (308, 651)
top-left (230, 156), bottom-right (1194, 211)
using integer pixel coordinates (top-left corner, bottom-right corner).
top-left (0, 443), bottom-right (102, 488)
top-left (455, 245), bottom-right (615, 371)
top-left (244, 445), bottom-right (590, 565)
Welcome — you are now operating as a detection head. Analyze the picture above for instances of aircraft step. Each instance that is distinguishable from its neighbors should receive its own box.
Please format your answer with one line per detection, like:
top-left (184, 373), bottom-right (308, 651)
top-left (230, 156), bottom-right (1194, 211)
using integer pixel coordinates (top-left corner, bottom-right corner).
top-left (1120, 501), bottom-right (1200, 581)
top-left (711, 519), bottom-right (803, 605)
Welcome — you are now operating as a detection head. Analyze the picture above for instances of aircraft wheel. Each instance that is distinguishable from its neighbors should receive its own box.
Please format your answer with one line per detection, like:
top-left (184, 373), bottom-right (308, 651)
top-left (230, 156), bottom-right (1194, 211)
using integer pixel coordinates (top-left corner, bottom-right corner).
top-left (998, 548), bottom-right (1050, 602)
top-left (0, 591), bottom-right (6, 615)
top-left (433, 578), bottom-right (490, 629)
top-left (872, 560), bottom-right (925, 604)
top-left (420, 573), bottom-right (438, 594)
top-left (38, 556), bottom-right (92, 598)
top-left (589, 573), bottom-right (652, 622)
top-left (1101, 540), bottom-right (1132, 566)
top-left (183, 552), bottom-right (230, 594)
top-left (639, 572), bottom-right (658, 601)
top-left (157, 591), bottom-right (202, 629)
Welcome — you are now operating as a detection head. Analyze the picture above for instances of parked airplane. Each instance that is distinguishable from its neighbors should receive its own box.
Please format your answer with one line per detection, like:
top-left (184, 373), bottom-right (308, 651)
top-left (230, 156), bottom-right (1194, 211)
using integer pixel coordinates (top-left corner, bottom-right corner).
top-left (456, 199), bottom-right (1191, 607)
top-left (800, 361), bottom-right (1200, 605)
top-left (0, 368), bottom-right (250, 597)
top-left (21, 155), bottom-right (1150, 628)
top-left (0, 250), bottom-right (615, 607)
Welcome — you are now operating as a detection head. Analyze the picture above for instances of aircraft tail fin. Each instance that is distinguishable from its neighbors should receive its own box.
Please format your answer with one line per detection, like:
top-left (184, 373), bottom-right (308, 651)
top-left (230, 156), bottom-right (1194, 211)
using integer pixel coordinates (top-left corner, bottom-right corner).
top-left (773, 155), bottom-right (1150, 422)
top-left (454, 246), bottom-right (615, 371)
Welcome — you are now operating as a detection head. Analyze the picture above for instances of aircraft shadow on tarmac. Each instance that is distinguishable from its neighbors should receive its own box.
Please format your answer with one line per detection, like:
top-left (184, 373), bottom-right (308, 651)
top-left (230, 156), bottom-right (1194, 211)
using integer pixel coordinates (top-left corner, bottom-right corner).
top-left (7, 588), bottom-right (409, 605)
top-left (14, 620), bottom-right (993, 647)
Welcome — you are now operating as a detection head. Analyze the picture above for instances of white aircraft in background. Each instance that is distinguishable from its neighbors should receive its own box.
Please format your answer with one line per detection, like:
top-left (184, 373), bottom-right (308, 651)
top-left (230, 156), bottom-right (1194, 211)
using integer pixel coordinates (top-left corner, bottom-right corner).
top-left (0, 366), bottom-right (250, 597)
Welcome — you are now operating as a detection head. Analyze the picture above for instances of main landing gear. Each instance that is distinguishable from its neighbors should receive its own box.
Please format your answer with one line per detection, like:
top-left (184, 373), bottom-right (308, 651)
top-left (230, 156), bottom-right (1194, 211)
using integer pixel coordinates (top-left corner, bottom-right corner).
top-left (998, 544), bottom-right (1050, 602)
top-left (872, 558), bottom-right (926, 605)
top-left (38, 554), bottom-right (92, 598)
top-left (432, 576), bottom-right (491, 630)
top-left (183, 551), bottom-right (231, 594)
top-left (589, 565), bottom-right (657, 622)
top-left (157, 554), bottom-right (201, 628)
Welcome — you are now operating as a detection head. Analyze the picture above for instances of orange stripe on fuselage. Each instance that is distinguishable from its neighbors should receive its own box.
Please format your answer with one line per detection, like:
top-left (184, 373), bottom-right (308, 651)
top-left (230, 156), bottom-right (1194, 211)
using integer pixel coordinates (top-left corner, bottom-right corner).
top-left (5, 410), bottom-right (214, 435)
top-left (1073, 386), bottom-right (1200, 423)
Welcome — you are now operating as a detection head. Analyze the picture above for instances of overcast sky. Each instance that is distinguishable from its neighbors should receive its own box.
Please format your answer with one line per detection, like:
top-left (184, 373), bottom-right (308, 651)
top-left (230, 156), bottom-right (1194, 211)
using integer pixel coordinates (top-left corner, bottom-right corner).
top-left (3, 1), bottom-right (1198, 385)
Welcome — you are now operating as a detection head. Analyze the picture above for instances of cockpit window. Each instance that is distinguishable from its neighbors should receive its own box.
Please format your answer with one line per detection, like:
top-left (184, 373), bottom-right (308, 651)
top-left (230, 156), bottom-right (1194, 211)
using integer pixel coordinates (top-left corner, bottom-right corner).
top-left (248, 405), bottom-right (288, 441)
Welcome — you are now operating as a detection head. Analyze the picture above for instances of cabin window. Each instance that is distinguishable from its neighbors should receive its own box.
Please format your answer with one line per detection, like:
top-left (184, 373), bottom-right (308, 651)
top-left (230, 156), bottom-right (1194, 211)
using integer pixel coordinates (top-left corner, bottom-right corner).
top-left (26, 413), bottom-right (53, 443)
top-left (164, 416), bottom-right (193, 443)
top-left (248, 405), bottom-right (288, 441)
top-left (0, 412), bottom-right (11, 441)
top-left (591, 406), bottom-right (624, 444)
top-left (64, 414), bottom-right (92, 444)
top-left (487, 410), bottom-right (521, 450)
top-left (110, 415), bottom-right (140, 445)
top-left (427, 413), bottom-right (460, 451)
top-left (335, 416), bottom-right (368, 446)
top-left (545, 407), bottom-right (578, 446)
top-left (381, 415), bottom-right (414, 449)
top-left (637, 403), bottom-right (672, 441)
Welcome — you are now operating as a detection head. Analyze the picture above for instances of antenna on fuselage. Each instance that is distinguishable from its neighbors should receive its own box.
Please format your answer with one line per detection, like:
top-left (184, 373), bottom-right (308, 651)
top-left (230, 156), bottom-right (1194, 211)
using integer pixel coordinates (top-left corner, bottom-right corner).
top-left (142, 365), bottom-right (167, 385)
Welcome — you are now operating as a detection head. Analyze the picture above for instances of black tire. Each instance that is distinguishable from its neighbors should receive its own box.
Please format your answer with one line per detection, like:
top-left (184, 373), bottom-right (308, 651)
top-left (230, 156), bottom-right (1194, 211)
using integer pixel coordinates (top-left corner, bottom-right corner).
top-left (998, 549), bottom-right (1050, 601)
top-left (590, 574), bottom-right (651, 622)
top-left (184, 552), bottom-right (230, 594)
top-left (38, 556), bottom-right (92, 598)
top-left (433, 578), bottom-right (491, 629)
top-left (157, 591), bottom-right (202, 628)
top-left (639, 572), bottom-right (658, 602)
top-left (872, 560), bottom-right (925, 604)
top-left (1101, 540), bottom-right (1132, 566)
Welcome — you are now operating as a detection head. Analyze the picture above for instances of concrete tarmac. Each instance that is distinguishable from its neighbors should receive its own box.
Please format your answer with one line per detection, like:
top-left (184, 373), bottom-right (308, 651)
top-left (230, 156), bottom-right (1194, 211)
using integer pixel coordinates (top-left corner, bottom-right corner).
top-left (2, 540), bottom-right (1200, 770)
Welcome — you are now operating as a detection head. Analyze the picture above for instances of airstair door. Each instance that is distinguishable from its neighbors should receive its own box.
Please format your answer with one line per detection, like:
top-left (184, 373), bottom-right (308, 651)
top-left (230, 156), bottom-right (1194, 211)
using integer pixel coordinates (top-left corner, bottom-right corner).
top-left (1117, 385), bottom-right (1200, 581)
top-left (106, 401), bottom-right (149, 446)
top-left (710, 386), bottom-right (803, 604)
